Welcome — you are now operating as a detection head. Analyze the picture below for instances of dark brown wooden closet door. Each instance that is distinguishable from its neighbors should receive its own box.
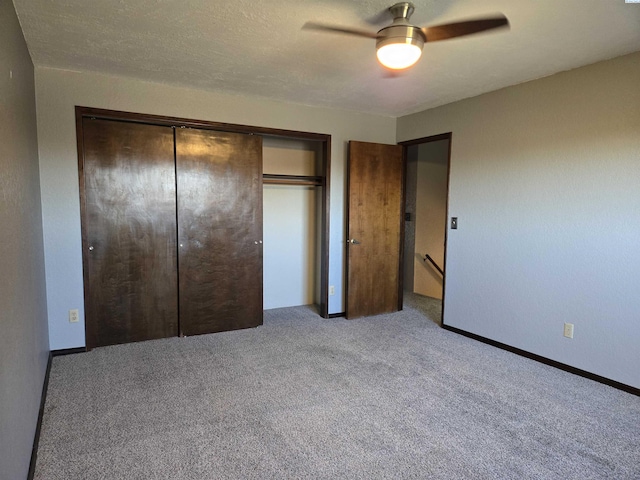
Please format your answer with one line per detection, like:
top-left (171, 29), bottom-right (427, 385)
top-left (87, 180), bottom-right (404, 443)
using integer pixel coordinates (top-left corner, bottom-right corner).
top-left (82, 119), bottom-right (179, 348)
top-left (175, 128), bottom-right (263, 336)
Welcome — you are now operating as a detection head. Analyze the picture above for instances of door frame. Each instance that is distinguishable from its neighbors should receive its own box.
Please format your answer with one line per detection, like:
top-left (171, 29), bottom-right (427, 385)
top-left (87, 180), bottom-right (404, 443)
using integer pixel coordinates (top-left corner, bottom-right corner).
top-left (75, 106), bottom-right (332, 323)
top-left (399, 132), bottom-right (452, 326)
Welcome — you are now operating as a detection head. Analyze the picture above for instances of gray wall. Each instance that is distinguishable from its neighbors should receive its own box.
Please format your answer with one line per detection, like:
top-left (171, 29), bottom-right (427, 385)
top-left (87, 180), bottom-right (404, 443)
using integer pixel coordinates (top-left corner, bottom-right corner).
top-left (397, 52), bottom-right (640, 389)
top-left (0, 1), bottom-right (50, 478)
top-left (34, 67), bottom-right (396, 349)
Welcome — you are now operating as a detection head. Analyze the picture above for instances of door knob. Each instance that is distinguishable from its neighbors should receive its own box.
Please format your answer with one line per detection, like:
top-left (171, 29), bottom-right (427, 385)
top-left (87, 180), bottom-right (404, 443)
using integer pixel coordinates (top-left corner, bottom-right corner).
top-left (88, 246), bottom-right (94, 251)
top-left (349, 238), bottom-right (361, 245)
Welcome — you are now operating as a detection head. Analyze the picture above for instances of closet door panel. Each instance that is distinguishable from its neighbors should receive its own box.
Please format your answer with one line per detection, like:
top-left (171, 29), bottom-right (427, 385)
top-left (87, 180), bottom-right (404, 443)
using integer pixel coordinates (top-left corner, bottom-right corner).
top-left (176, 129), bottom-right (263, 335)
top-left (82, 119), bottom-right (179, 348)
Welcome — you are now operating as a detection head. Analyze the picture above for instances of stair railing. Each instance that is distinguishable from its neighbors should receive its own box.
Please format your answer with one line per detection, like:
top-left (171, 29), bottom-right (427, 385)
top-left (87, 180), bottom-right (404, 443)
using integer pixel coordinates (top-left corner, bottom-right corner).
top-left (423, 254), bottom-right (444, 276)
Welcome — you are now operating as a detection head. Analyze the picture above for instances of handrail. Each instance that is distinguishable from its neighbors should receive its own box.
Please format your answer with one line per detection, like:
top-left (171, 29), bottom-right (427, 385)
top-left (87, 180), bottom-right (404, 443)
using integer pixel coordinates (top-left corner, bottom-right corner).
top-left (423, 254), bottom-right (444, 276)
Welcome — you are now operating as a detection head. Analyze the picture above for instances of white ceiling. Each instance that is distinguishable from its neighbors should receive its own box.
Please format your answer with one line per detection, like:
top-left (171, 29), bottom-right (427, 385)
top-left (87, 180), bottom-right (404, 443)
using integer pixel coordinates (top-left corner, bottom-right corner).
top-left (13, 0), bottom-right (640, 117)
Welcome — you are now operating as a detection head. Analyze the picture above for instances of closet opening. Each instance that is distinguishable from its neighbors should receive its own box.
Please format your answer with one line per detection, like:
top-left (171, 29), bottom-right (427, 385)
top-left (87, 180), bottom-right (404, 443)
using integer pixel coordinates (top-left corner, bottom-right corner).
top-left (263, 136), bottom-right (324, 312)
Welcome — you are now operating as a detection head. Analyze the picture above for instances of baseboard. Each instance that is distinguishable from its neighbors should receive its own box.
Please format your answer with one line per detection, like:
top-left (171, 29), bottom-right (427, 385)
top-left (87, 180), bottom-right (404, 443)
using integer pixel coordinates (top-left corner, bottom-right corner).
top-left (27, 352), bottom-right (52, 480)
top-left (28, 347), bottom-right (86, 479)
top-left (328, 312), bottom-right (346, 319)
top-left (442, 324), bottom-right (639, 397)
top-left (51, 347), bottom-right (86, 357)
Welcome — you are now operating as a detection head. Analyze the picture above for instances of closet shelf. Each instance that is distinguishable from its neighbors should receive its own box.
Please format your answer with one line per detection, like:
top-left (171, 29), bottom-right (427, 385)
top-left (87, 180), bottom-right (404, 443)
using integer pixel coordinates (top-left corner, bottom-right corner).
top-left (263, 174), bottom-right (323, 186)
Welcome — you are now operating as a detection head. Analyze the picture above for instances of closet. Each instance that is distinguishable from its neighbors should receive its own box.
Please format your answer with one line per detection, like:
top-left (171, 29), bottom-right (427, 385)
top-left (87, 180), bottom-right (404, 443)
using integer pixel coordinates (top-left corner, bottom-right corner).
top-left (77, 107), bottom-right (329, 349)
top-left (262, 137), bottom-right (323, 310)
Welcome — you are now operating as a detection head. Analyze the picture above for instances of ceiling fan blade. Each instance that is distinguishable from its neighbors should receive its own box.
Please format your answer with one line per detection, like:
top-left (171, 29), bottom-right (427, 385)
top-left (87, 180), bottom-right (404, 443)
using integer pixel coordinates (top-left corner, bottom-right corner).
top-left (422, 15), bottom-right (509, 42)
top-left (302, 22), bottom-right (378, 39)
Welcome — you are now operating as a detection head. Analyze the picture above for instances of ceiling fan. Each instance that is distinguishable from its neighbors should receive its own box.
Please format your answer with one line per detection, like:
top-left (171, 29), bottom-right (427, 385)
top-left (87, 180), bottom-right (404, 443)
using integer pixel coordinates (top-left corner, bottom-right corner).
top-left (304, 2), bottom-right (509, 70)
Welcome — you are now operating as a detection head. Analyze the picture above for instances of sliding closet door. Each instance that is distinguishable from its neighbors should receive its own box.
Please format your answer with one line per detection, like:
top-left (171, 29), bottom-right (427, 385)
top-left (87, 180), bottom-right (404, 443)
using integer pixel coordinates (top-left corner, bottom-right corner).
top-left (175, 128), bottom-right (263, 335)
top-left (82, 119), bottom-right (179, 348)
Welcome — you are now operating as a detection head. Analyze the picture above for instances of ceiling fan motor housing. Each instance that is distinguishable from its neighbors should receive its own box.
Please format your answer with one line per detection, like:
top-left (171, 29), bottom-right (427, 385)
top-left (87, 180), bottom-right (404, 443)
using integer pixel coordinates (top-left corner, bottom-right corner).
top-left (376, 25), bottom-right (425, 50)
top-left (376, 3), bottom-right (425, 51)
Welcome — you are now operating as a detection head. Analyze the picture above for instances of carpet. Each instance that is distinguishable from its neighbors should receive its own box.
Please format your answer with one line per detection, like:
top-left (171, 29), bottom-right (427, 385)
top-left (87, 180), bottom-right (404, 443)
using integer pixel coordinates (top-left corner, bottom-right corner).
top-left (34, 294), bottom-right (640, 479)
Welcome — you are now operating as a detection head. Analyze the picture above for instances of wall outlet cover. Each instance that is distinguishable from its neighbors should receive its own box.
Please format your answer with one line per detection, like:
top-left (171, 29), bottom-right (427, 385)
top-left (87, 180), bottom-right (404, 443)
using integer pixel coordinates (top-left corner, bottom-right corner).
top-left (563, 323), bottom-right (574, 338)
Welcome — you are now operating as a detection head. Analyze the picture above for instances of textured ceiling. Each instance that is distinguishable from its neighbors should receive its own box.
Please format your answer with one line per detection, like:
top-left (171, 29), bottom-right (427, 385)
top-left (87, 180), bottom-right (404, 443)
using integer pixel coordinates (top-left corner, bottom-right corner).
top-left (13, 0), bottom-right (640, 117)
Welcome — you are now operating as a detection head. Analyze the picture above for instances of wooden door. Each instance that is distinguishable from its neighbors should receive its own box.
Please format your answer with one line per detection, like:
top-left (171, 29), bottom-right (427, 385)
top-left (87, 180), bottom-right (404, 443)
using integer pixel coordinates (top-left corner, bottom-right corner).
top-left (346, 141), bottom-right (404, 318)
top-left (175, 128), bottom-right (263, 335)
top-left (81, 119), bottom-right (179, 348)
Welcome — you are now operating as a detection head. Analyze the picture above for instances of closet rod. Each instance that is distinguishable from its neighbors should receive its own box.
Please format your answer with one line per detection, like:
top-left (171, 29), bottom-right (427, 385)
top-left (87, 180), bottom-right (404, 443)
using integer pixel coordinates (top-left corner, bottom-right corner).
top-left (263, 174), bottom-right (323, 186)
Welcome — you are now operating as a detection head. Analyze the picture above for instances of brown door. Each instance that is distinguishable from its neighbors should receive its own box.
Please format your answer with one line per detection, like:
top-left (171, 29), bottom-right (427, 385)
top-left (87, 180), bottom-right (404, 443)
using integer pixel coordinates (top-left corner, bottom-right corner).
top-left (175, 128), bottom-right (263, 335)
top-left (346, 141), bottom-right (404, 318)
top-left (82, 119), bottom-right (179, 348)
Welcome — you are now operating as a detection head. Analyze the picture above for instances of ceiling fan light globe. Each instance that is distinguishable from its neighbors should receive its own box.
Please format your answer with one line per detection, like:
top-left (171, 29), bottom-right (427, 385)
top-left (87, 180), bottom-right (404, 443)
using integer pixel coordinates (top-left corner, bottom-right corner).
top-left (375, 24), bottom-right (425, 70)
top-left (377, 42), bottom-right (422, 69)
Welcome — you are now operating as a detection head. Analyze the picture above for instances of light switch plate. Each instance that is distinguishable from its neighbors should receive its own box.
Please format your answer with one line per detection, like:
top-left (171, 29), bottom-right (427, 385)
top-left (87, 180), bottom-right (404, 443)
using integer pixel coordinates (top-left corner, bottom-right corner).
top-left (451, 217), bottom-right (458, 229)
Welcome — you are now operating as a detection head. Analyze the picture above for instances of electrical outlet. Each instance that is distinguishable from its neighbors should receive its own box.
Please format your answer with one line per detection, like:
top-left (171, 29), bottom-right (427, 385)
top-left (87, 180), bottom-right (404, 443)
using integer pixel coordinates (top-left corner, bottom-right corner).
top-left (329, 285), bottom-right (335, 296)
top-left (69, 309), bottom-right (79, 323)
top-left (563, 323), bottom-right (574, 339)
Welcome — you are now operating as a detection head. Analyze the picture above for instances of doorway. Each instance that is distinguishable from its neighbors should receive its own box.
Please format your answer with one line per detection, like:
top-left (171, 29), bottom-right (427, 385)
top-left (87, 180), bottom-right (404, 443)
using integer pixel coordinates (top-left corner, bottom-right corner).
top-left (400, 133), bottom-right (452, 324)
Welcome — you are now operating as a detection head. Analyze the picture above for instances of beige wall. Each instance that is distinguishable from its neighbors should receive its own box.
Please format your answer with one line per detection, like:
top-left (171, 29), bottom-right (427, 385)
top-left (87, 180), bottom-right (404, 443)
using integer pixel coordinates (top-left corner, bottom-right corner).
top-left (413, 141), bottom-right (448, 300)
top-left (35, 67), bottom-right (396, 349)
top-left (397, 51), bottom-right (640, 388)
top-left (0, 1), bottom-right (50, 478)
top-left (403, 150), bottom-right (418, 292)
